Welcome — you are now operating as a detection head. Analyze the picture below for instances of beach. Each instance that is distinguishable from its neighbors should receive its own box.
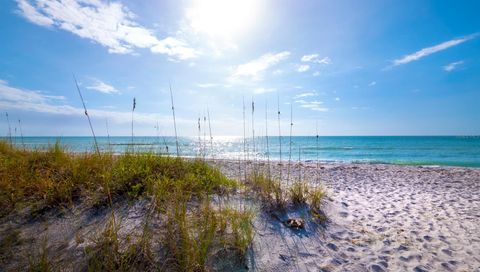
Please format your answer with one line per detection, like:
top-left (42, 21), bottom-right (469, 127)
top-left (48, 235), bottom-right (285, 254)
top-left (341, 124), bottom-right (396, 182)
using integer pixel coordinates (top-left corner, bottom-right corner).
top-left (216, 160), bottom-right (480, 271)
top-left (1, 153), bottom-right (479, 271)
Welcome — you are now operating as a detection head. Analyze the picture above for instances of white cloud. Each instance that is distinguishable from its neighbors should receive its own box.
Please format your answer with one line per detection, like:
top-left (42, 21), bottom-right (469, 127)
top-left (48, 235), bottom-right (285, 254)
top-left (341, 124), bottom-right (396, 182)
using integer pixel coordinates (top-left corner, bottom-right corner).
top-left (443, 61), bottom-right (464, 72)
top-left (0, 79), bottom-right (65, 103)
top-left (16, 0), bottom-right (197, 60)
top-left (294, 99), bottom-right (328, 112)
top-left (254, 87), bottom-right (276, 94)
top-left (293, 92), bottom-right (316, 99)
top-left (352, 106), bottom-right (369, 110)
top-left (369, 81), bottom-right (376, 86)
top-left (0, 79), bottom-right (158, 124)
top-left (86, 79), bottom-right (120, 94)
top-left (16, 0), bottom-right (54, 26)
top-left (296, 64), bottom-right (310, 73)
top-left (334, 97), bottom-right (340, 101)
top-left (197, 83), bottom-right (219, 88)
top-left (392, 34), bottom-right (477, 66)
top-left (272, 69), bottom-right (284, 75)
top-left (231, 51), bottom-right (290, 80)
top-left (312, 71), bottom-right (320, 77)
top-left (196, 83), bottom-right (231, 89)
top-left (301, 54), bottom-right (331, 64)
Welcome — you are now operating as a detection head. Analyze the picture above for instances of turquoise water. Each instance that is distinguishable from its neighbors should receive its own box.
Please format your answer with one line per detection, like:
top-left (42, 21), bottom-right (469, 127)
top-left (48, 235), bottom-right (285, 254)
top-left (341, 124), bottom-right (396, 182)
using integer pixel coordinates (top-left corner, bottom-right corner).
top-left (4, 136), bottom-right (480, 167)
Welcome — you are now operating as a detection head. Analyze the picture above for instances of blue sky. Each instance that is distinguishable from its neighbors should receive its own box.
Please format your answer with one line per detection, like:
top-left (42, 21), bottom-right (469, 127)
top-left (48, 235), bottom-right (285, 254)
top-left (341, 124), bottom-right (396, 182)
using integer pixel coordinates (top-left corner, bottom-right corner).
top-left (1, 0), bottom-right (479, 136)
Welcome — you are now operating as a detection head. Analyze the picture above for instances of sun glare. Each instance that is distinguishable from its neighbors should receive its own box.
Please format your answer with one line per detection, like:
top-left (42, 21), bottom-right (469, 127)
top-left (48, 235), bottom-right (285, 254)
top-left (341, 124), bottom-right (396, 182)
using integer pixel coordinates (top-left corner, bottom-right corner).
top-left (187, 0), bottom-right (260, 42)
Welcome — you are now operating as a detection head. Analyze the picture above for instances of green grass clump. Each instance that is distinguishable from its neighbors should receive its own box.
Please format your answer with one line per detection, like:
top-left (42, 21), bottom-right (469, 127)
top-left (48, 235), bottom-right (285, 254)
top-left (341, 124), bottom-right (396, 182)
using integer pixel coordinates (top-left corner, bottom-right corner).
top-left (308, 186), bottom-right (326, 211)
top-left (289, 181), bottom-right (309, 205)
top-left (0, 141), bottom-right (235, 217)
top-left (28, 237), bottom-right (52, 272)
top-left (0, 141), bottom-right (253, 271)
top-left (85, 216), bottom-right (154, 272)
top-left (248, 172), bottom-right (285, 208)
top-left (247, 171), bottom-right (328, 225)
top-left (162, 192), bottom-right (253, 271)
top-left (0, 228), bottom-right (22, 266)
top-left (219, 207), bottom-right (254, 254)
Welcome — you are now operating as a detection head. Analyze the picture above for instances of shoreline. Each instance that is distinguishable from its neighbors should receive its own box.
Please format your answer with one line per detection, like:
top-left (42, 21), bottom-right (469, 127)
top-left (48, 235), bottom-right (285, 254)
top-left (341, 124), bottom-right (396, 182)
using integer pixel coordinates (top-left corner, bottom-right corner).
top-left (4, 135), bottom-right (480, 168)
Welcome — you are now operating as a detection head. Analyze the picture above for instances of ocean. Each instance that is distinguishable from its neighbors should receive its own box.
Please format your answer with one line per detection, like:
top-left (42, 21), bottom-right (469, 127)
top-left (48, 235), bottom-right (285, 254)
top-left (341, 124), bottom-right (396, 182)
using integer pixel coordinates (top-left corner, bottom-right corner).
top-left (4, 136), bottom-right (480, 167)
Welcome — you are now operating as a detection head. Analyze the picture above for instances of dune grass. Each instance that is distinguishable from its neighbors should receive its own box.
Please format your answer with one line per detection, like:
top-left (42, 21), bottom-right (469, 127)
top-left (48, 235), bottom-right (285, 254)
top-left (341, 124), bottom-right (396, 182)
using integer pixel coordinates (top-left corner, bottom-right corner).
top-left (0, 140), bottom-right (234, 215)
top-left (248, 170), bottom-right (327, 217)
top-left (0, 140), bottom-right (329, 270)
top-left (0, 140), bottom-right (253, 271)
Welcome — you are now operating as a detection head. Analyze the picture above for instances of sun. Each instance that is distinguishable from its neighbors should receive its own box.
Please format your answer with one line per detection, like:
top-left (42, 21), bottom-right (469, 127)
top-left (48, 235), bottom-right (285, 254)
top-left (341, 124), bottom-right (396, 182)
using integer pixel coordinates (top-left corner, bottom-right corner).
top-left (186, 0), bottom-right (260, 42)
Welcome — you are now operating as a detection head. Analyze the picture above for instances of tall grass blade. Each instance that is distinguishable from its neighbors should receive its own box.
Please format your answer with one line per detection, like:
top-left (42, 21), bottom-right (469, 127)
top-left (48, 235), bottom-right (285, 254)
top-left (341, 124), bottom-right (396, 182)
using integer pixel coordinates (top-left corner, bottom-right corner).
top-left (5, 112), bottom-right (12, 144)
top-left (18, 119), bottom-right (25, 149)
top-left (155, 120), bottom-right (160, 154)
top-left (316, 120), bottom-right (319, 189)
top-left (265, 100), bottom-right (271, 179)
top-left (298, 147), bottom-right (302, 182)
top-left (242, 96), bottom-right (247, 181)
top-left (169, 82), bottom-right (180, 157)
top-left (106, 118), bottom-right (111, 148)
top-left (197, 116), bottom-right (201, 158)
top-left (207, 106), bottom-right (213, 159)
top-left (73, 74), bottom-right (100, 155)
top-left (251, 97), bottom-right (256, 173)
top-left (132, 97), bottom-right (136, 146)
top-left (277, 93), bottom-right (282, 181)
top-left (287, 103), bottom-right (293, 187)
top-left (203, 112), bottom-right (207, 160)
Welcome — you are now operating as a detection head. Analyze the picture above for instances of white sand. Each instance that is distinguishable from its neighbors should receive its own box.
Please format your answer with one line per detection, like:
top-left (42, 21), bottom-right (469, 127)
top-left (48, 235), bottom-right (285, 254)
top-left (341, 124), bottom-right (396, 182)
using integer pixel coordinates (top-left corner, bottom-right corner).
top-left (2, 160), bottom-right (479, 271)
top-left (215, 161), bottom-right (480, 272)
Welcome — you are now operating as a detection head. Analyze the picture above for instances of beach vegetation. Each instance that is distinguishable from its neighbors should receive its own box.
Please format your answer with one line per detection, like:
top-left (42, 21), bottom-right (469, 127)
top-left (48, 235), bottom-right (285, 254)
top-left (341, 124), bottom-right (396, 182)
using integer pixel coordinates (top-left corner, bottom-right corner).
top-left (289, 180), bottom-right (309, 205)
top-left (28, 237), bottom-right (52, 272)
top-left (308, 186), bottom-right (326, 211)
top-left (0, 141), bottom-right (253, 271)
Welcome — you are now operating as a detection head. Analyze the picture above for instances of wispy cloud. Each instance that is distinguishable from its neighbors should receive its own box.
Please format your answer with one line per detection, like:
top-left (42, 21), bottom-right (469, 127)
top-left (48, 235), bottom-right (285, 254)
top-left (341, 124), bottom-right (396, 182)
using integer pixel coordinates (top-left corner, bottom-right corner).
top-left (197, 83), bottom-right (220, 88)
top-left (86, 79), bottom-right (120, 94)
top-left (16, 0), bottom-right (197, 60)
top-left (443, 60), bottom-right (464, 72)
top-left (312, 71), bottom-right (320, 77)
top-left (334, 97), bottom-right (340, 101)
top-left (293, 92), bottom-right (316, 99)
top-left (369, 81), bottom-right (376, 86)
top-left (231, 51), bottom-right (290, 80)
top-left (0, 79), bottom-right (158, 124)
top-left (301, 54), bottom-right (331, 64)
top-left (294, 99), bottom-right (328, 112)
top-left (391, 33), bottom-right (477, 67)
top-left (254, 87), bottom-right (276, 94)
top-left (296, 64), bottom-right (310, 73)
top-left (0, 79), bottom-right (65, 103)
top-left (352, 106), bottom-right (370, 110)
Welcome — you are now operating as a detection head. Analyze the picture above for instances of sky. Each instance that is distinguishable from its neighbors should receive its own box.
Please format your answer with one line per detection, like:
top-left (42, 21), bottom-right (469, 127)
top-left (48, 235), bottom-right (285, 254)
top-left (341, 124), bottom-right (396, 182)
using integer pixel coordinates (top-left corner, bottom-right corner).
top-left (1, 0), bottom-right (479, 136)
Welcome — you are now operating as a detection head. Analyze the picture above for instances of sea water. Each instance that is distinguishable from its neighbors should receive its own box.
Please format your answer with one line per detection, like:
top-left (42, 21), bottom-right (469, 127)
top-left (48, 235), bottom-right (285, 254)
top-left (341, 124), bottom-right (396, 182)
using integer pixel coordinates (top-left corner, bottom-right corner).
top-left (4, 136), bottom-right (480, 167)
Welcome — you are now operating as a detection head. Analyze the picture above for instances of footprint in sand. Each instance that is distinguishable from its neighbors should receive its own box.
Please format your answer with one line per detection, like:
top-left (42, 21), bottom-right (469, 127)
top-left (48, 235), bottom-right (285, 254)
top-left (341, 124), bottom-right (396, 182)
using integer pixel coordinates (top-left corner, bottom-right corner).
top-left (413, 265), bottom-right (429, 272)
top-left (326, 243), bottom-right (338, 251)
top-left (370, 264), bottom-right (385, 272)
top-left (441, 248), bottom-right (453, 256)
top-left (397, 244), bottom-right (409, 251)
